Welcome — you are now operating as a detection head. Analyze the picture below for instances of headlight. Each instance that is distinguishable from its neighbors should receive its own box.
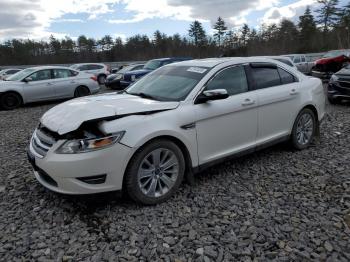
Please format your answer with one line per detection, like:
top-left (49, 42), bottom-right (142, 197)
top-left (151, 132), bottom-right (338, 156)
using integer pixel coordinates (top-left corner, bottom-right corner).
top-left (56, 131), bottom-right (125, 154)
top-left (131, 75), bottom-right (136, 81)
top-left (329, 74), bottom-right (339, 83)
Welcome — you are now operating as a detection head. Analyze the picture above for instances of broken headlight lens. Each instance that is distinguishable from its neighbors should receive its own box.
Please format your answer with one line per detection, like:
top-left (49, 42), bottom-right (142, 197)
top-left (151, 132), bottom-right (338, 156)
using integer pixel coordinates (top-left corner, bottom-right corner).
top-left (56, 131), bottom-right (125, 154)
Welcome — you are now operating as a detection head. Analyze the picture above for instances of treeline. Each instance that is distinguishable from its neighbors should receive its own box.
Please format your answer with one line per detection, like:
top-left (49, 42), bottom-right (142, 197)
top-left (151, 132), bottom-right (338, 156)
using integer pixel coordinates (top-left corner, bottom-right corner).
top-left (0, 0), bottom-right (349, 65)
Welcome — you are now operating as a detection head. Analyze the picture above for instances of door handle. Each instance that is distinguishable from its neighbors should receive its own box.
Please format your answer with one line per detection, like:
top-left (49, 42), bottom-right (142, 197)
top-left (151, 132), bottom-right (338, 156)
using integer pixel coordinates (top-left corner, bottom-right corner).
top-left (290, 89), bottom-right (298, 95)
top-left (242, 98), bottom-right (255, 106)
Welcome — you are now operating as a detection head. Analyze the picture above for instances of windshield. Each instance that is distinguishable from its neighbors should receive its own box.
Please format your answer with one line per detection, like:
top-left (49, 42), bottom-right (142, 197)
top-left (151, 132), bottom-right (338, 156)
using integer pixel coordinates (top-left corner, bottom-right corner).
top-left (70, 64), bottom-right (79, 69)
top-left (143, 60), bottom-right (163, 70)
top-left (7, 68), bottom-right (36, 81)
top-left (126, 66), bottom-right (210, 101)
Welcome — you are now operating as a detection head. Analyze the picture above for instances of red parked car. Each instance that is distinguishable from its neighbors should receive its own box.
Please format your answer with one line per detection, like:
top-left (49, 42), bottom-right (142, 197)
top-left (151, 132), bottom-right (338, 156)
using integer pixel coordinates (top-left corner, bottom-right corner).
top-left (312, 50), bottom-right (350, 79)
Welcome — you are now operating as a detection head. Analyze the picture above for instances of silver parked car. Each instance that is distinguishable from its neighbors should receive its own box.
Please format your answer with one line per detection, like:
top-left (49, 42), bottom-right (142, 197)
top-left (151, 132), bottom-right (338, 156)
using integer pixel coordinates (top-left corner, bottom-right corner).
top-left (70, 63), bottom-right (110, 84)
top-left (0, 68), bottom-right (22, 80)
top-left (0, 66), bottom-right (100, 110)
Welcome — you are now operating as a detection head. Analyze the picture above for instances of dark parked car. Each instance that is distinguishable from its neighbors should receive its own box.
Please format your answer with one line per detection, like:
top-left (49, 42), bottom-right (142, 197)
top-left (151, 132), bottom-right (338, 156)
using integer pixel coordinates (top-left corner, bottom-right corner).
top-left (105, 64), bottom-right (145, 90)
top-left (119, 57), bottom-right (192, 88)
top-left (327, 65), bottom-right (350, 104)
top-left (312, 50), bottom-right (350, 79)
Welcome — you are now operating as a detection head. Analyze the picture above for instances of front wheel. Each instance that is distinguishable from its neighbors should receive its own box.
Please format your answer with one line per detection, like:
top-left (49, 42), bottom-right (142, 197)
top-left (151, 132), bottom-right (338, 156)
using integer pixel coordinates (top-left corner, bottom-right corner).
top-left (0, 92), bottom-right (22, 110)
top-left (291, 108), bottom-right (317, 150)
top-left (125, 140), bottom-right (185, 205)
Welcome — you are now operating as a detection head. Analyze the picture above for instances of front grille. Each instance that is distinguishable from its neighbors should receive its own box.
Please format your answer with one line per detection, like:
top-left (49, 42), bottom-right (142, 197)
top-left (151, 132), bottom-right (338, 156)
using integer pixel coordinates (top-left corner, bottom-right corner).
top-left (338, 79), bottom-right (350, 89)
top-left (31, 127), bottom-right (57, 158)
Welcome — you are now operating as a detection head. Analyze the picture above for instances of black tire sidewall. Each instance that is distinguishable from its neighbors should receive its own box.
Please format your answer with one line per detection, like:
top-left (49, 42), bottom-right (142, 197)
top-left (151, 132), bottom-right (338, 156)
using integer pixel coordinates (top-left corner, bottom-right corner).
top-left (125, 140), bottom-right (185, 205)
top-left (291, 108), bottom-right (317, 150)
top-left (74, 86), bottom-right (90, 97)
top-left (0, 93), bottom-right (22, 110)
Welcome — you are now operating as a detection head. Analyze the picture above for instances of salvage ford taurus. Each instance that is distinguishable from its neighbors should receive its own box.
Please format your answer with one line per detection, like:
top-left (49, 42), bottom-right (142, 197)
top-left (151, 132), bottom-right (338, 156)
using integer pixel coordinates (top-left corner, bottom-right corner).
top-left (27, 58), bottom-right (326, 205)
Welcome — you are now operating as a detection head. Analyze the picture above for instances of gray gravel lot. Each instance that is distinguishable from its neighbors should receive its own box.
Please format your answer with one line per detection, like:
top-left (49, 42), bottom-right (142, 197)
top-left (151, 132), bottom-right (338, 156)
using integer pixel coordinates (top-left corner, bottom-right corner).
top-left (0, 90), bottom-right (350, 261)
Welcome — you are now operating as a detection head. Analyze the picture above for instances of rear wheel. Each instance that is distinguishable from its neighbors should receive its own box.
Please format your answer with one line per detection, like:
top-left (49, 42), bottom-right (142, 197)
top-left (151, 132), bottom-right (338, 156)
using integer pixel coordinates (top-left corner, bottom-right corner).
top-left (125, 140), bottom-right (185, 205)
top-left (291, 108), bottom-right (317, 150)
top-left (0, 92), bottom-right (22, 110)
top-left (74, 86), bottom-right (90, 98)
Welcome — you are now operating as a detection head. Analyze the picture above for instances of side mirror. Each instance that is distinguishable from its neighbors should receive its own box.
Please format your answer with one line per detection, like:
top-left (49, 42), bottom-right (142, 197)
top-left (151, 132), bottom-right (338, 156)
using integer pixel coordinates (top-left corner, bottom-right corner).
top-left (23, 77), bottom-right (32, 82)
top-left (195, 89), bottom-right (229, 104)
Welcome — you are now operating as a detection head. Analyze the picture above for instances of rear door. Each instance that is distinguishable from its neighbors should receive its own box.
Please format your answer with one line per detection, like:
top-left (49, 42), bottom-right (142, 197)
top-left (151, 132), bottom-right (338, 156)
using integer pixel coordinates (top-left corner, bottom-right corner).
top-left (23, 69), bottom-right (55, 102)
top-left (51, 69), bottom-right (78, 98)
top-left (249, 63), bottom-right (301, 145)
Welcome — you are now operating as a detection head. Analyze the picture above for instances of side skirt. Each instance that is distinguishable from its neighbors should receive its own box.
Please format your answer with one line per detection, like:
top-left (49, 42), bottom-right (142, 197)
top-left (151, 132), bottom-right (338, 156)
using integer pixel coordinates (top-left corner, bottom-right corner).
top-left (191, 135), bottom-right (290, 174)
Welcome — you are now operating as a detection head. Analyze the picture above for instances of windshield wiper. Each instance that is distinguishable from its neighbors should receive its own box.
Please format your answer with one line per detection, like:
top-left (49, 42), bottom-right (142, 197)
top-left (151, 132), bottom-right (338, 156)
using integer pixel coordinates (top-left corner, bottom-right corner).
top-left (129, 92), bottom-right (159, 101)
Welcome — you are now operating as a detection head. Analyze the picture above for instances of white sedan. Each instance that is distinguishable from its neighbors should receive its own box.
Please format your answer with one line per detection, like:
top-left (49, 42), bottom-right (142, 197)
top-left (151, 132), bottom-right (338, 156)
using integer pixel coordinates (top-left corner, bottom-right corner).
top-left (0, 66), bottom-right (100, 110)
top-left (28, 57), bottom-right (326, 204)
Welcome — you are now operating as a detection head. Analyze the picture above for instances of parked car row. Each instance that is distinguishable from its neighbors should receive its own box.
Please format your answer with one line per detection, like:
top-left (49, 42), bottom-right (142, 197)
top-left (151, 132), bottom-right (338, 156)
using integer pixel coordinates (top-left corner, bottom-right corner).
top-left (0, 66), bottom-right (100, 110)
top-left (0, 68), bottom-right (22, 80)
top-left (27, 57), bottom-right (326, 205)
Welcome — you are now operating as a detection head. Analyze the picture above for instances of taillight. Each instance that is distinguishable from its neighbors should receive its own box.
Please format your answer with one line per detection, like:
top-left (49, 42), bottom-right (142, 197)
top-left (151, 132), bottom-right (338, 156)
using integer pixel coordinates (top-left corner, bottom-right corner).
top-left (90, 76), bottom-right (97, 81)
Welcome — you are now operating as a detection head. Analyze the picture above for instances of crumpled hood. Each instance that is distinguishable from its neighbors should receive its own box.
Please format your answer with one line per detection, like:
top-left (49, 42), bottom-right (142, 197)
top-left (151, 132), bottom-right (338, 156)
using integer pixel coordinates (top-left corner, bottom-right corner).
top-left (41, 93), bottom-right (179, 135)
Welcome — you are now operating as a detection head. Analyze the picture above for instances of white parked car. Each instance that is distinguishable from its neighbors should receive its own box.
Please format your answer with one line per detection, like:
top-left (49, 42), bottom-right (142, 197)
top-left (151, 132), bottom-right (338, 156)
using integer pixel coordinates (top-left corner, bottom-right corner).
top-left (70, 63), bottom-right (110, 84)
top-left (28, 58), bottom-right (326, 205)
top-left (0, 66), bottom-right (100, 110)
top-left (0, 68), bottom-right (22, 80)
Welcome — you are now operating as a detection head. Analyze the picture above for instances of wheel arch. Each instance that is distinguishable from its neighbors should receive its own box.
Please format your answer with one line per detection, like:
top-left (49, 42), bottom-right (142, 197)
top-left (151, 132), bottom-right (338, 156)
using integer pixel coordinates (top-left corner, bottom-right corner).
top-left (0, 90), bottom-right (24, 104)
top-left (298, 104), bottom-right (320, 136)
top-left (122, 134), bottom-right (194, 190)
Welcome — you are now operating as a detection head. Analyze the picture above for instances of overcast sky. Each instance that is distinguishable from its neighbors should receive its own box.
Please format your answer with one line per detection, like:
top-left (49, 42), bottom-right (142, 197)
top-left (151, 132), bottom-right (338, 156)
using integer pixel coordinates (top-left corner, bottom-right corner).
top-left (0, 0), bottom-right (346, 41)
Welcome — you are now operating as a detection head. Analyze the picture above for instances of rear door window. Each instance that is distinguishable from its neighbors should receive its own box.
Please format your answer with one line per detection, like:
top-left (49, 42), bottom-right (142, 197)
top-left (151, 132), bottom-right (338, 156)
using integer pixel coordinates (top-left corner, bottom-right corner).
top-left (53, 69), bottom-right (74, 79)
top-left (250, 67), bottom-right (281, 89)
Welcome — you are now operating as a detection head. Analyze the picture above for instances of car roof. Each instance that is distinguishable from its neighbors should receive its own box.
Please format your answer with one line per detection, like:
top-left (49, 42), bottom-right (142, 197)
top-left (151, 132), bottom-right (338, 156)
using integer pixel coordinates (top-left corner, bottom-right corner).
top-left (173, 57), bottom-right (290, 68)
top-left (151, 57), bottom-right (192, 62)
top-left (25, 66), bottom-right (75, 70)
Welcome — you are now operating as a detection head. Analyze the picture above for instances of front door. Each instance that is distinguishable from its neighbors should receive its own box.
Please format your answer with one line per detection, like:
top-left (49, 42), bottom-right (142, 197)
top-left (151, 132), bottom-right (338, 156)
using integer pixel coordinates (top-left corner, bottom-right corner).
top-left (23, 69), bottom-right (55, 102)
top-left (194, 65), bottom-right (258, 165)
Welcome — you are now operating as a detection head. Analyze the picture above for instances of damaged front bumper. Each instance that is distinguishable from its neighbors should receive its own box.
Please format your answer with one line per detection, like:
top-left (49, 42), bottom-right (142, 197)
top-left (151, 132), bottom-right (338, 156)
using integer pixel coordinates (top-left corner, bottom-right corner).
top-left (28, 135), bottom-right (135, 195)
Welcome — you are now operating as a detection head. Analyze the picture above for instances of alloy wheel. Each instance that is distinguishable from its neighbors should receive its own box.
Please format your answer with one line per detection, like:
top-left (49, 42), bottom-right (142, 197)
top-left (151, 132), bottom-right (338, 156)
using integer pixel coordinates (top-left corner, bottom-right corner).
top-left (296, 113), bottom-right (314, 145)
top-left (137, 148), bottom-right (179, 198)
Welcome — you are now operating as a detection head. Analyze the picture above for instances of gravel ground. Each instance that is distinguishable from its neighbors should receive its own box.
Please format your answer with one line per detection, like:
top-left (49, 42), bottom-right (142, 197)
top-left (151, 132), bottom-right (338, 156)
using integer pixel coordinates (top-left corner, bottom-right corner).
top-left (0, 91), bottom-right (350, 261)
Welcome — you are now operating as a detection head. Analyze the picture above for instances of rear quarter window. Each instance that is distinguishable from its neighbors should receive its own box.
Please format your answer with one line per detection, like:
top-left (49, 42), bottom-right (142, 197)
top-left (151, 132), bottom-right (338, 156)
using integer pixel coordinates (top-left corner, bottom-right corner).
top-left (278, 68), bottom-right (297, 84)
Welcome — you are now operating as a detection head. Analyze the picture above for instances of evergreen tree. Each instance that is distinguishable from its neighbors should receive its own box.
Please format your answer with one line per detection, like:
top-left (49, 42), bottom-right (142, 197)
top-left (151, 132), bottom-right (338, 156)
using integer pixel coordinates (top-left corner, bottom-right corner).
top-left (188, 20), bottom-right (207, 46)
top-left (213, 17), bottom-right (228, 47)
top-left (298, 6), bottom-right (318, 52)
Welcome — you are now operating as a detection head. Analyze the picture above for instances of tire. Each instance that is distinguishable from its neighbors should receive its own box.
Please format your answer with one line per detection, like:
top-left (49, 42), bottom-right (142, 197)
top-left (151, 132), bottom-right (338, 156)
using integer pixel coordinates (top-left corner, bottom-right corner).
top-left (125, 139), bottom-right (185, 205)
top-left (328, 96), bottom-right (339, 104)
top-left (74, 86), bottom-right (90, 98)
top-left (0, 92), bottom-right (22, 110)
top-left (98, 75), bottom-right (106, 85)
top-left (290, 108), bottom-right (317, 150)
